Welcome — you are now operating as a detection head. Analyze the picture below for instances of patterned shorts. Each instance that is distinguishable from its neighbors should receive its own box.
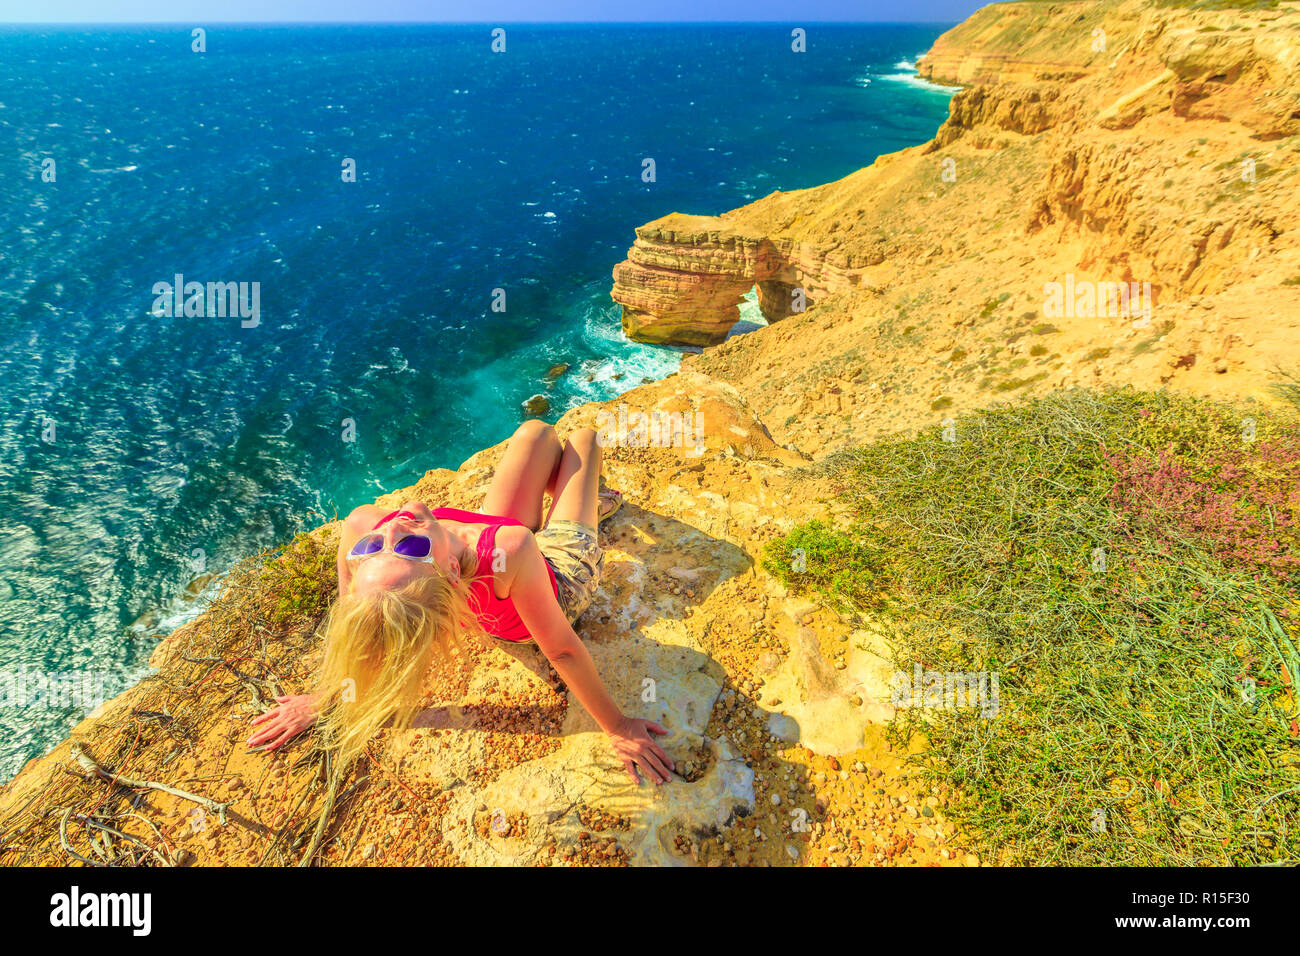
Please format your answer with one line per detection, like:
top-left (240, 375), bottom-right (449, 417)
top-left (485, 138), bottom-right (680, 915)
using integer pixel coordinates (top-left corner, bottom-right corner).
top-left (536, 519), bottom-right (605, 627)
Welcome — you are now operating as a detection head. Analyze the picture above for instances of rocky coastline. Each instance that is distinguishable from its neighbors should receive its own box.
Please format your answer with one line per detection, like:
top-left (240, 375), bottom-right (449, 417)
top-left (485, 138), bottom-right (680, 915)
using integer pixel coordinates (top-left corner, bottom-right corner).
top-left (3, 0), bottom-right (1298, 867)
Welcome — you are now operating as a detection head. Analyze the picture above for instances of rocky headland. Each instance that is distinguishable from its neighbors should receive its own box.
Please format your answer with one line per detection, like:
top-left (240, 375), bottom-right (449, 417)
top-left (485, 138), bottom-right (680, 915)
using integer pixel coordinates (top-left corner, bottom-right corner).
top-left (614, 0), bottom-right (1299, 460)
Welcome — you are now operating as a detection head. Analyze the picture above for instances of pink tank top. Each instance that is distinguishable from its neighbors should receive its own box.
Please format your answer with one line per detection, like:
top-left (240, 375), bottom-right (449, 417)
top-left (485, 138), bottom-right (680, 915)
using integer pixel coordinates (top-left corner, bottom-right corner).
top-left (372, 507), bottom-right (558, 642)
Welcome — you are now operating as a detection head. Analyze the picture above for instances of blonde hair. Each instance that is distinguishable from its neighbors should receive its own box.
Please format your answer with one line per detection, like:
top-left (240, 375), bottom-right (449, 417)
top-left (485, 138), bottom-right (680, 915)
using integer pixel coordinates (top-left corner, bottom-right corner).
top-left (314, 548), bottom-right (483, 769)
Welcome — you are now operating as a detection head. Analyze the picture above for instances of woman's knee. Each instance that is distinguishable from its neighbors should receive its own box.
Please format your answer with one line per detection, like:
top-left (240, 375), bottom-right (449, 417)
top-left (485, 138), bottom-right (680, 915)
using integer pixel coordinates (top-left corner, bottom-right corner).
top-left (568, 427), bottom-right (601, 456)
top-left (513, 418), bottom-right (559, 448)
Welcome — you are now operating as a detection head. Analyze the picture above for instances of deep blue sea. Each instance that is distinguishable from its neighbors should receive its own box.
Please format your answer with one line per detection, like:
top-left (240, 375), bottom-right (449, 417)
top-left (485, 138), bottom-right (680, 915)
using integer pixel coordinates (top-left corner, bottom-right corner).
top-left (0, 23), bottom-right (955, 780)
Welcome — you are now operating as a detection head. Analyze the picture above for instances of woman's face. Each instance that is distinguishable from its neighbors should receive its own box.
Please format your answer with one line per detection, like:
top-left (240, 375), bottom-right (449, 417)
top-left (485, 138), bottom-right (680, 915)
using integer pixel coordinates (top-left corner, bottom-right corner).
top-left (349, 501), bottom-right (462, 596)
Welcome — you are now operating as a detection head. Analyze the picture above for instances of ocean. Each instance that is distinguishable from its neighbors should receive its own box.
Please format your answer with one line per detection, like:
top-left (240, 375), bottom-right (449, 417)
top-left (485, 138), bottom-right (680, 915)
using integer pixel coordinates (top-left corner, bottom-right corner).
top-left (0, 22), bottom-right (955, 781)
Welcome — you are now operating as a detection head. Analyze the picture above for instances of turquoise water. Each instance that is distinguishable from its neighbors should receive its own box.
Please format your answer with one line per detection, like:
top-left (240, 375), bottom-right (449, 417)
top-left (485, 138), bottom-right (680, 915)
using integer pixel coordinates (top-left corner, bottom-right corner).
top-left (0, 23), bottom-right (955, 780)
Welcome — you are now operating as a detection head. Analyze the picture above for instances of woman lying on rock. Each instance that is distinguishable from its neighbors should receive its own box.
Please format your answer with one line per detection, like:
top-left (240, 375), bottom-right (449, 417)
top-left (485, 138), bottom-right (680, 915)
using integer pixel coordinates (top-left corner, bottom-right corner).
top-left (247, 420), bottom-right (674, 785)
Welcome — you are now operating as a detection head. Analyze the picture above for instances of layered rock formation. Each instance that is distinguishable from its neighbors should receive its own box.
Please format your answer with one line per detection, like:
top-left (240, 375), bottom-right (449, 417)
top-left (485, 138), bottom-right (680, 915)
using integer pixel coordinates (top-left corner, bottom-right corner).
top-left (916, 0), bottom-right (1115, 86)
top-left (615, 0), bottom-right (1299, 366)
top-left (611, 213), bottom-right (880, 345)
top-left (640, 0), bottom-right (1300, 460)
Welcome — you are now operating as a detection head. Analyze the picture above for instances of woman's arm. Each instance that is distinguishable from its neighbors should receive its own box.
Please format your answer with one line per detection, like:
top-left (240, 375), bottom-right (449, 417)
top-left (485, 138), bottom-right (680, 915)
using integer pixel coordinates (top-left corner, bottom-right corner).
top-left (336, 505), bottom-right (387, 594)
top-left (247, 694), bottom-right (318, 750)
top-left (337, 549), bottom-right (352, 595)
top-left (509, 536), bottom-right (674, 785)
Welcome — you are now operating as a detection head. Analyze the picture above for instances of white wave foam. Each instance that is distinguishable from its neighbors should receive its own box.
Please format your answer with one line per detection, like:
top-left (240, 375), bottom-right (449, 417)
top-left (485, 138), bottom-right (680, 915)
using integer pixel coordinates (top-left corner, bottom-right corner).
top-left (874, 53), bottom-right (960, 95)
top-left (877, 71), bottom-right (960, 95)
top-left (131, 571), bottom-right (227, 639)
top-left (560, 305), bottom-right (684, 410)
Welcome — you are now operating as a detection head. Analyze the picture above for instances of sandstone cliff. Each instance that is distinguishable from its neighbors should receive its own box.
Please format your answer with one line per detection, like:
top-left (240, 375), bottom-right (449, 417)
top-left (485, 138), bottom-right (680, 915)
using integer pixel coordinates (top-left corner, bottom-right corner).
top-left (3, 0), bottom-right (1298, 867)
top-left (614, 0), bottom-right (1300, 461)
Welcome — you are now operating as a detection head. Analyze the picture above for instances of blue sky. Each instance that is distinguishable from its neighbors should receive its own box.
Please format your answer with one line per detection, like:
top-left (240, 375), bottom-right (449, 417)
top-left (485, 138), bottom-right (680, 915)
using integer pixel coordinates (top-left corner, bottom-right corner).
top-left (0, 0), bottom-right (986, 23)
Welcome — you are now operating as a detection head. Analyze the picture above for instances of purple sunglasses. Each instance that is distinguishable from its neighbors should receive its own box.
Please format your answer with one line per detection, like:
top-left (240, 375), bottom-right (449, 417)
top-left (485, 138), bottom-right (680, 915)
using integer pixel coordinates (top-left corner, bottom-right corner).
top-left (346, 532), bottom-right (434, 563)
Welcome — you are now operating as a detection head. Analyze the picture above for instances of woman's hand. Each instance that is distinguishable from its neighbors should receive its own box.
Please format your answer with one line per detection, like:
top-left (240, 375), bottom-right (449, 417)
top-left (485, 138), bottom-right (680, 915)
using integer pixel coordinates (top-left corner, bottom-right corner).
top-left (608, 716), bottom-right (674, 785)
top-left (247, 694), bottom-right (318, 752)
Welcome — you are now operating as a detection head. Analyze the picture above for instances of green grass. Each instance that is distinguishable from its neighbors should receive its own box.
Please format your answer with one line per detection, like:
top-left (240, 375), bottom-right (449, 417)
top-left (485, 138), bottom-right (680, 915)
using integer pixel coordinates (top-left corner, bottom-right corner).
top-left (1271, 369), bottom-right (1300, 409)
top-left (979, 293), bottom-right (1010, 321)
top-left (993, 371), bottom-right (1048, 392)
top-left (766, 520), bottom-right (885, 602)
top-left (763, 388), bottom-right (1300, 865)
top-left (262, 532), bottom-right (336, 626)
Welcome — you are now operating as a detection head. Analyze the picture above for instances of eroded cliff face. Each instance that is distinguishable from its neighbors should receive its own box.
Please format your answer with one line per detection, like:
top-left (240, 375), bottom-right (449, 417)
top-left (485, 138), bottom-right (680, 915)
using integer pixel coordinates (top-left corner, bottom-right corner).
top-left (612, 0), bottom-right (1299, 460)
top-left (916, 0), bottom-right (1118, 87)
top-left (611, 213), bottom-right (885, 346)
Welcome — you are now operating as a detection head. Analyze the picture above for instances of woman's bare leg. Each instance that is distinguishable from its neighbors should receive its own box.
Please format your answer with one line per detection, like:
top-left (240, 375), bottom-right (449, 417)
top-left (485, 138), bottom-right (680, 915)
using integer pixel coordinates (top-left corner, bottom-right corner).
top-left (545, 428), bottom-right (602, 530)
top-left (480, 420), bottom-right (563, 531)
